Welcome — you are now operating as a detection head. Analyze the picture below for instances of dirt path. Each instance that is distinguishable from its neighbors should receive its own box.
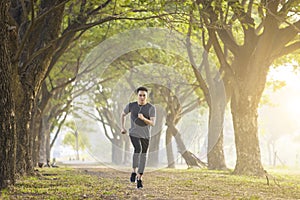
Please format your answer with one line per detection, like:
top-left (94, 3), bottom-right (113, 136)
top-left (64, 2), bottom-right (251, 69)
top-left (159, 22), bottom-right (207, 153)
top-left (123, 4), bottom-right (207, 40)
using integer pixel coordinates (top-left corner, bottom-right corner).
top-left (76, 166), bottom-right (300, 200)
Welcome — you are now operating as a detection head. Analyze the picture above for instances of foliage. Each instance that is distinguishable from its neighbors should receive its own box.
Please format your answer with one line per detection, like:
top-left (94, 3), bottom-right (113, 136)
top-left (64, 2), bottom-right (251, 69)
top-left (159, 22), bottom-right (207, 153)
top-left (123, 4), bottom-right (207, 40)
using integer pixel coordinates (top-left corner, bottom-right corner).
top-left (62, 132), bottom-right (90, 149)
top-left (62, 124), bottom-right (91, 152)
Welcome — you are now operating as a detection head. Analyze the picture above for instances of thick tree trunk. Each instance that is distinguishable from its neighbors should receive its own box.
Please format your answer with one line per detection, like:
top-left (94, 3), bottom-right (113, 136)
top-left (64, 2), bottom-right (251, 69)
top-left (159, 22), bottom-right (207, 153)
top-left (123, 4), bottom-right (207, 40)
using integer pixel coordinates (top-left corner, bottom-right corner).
top-left (13, 0), bottom-right (65, 174)
top-left (231, 82), bottom-right (265, 176)
top-left (15, 89), bottom-right (34, 174)
top-left (229, 47), bottom-right (271, 176)
top-left (0, 0), bottom-right (17, 188)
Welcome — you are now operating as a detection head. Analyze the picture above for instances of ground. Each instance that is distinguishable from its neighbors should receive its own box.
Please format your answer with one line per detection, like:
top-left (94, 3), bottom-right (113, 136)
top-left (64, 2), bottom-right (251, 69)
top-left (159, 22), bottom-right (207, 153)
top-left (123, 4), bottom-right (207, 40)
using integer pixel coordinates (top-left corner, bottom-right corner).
top-left (2, 164), bottom-right (300, 199)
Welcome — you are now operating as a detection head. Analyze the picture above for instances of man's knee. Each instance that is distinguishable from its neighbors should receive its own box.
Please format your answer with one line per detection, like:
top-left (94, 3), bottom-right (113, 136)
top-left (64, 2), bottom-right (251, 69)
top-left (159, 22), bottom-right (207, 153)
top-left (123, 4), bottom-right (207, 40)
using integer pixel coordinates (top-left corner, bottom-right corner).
top-left (141, 148), bottom-right (148, 154)
top-left (134, 147), bottom-right (141, 153)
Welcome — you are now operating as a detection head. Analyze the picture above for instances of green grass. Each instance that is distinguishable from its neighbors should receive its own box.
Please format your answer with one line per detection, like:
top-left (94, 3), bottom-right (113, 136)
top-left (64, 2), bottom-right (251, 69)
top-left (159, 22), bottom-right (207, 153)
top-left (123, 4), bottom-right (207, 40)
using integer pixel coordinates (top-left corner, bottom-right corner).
top-left (1, 167), bottom-right (300, 199)
top-left (2, 168), bottom-right (115, 199)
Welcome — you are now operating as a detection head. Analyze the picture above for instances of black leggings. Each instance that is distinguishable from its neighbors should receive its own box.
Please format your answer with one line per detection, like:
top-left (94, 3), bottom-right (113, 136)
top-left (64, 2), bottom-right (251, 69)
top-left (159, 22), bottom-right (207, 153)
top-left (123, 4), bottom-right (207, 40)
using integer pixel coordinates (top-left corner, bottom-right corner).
top-left (130, 136), bottom-right (149, 175)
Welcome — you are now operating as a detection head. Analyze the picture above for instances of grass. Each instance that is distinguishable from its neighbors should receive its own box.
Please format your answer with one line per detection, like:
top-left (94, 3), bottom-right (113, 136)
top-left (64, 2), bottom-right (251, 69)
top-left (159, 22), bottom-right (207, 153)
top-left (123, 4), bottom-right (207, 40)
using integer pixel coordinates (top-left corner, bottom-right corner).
top-left (1, 166), bottom-right (300, 199)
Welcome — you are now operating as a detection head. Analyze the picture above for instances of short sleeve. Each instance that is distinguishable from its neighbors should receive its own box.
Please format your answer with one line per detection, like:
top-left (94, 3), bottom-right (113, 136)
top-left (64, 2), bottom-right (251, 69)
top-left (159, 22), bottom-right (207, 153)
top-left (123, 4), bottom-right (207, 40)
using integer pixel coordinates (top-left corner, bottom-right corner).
top-left (123, 103), bottom-right (130, 114)
top-left (150, 105), bottom-right (156, 118)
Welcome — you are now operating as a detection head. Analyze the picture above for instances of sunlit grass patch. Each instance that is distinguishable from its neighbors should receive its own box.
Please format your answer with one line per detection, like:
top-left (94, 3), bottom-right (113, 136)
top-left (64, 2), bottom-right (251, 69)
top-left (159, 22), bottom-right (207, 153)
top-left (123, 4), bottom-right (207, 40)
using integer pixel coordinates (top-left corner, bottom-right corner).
top-left (2, 166), bottom-right (300, 199)
top-left (2, 167), bottom-right (121, 199)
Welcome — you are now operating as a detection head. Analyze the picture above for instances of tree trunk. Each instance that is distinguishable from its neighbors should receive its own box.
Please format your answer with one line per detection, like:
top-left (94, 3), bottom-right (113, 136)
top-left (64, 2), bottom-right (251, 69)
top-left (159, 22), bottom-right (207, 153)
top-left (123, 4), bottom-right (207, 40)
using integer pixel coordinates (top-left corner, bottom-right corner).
top-left (112, 139), bottom-right (123, 165)
top-left (123, 134), bottom-right (131, 164)
top-left (267, 141), bottom-right (272, 166)
top-left (231, 82), bottom-right (265, 176)
top-left (207, 104), bottom-right (227, 170)
top-left (38, 116), bottom-right (52, 165)
top-left (229, 43), bottom-right (271, 175)
top-left (148, 106), bottom-right (164, 167)
top-left (148, 131), bottom-right (161, 167)
top-left (207, 130), bottom-right (227, 170)
top-left (75, 131), bottom-right (80, 160)
top-left (31, 103), bottom-right (42, 167)
top-left (187, 35), bottom-right (227, 170)
top-left (13, 0), bottom-right (65, 174)
top-left (46, 128), bottom-right (51, 163)
top-left (166, 127), bottom-right (175, 168)
top-left (15, 89), bottom-right (35, 174)
top-left (171, 124), bottom-right (206, 168)
top-left (0, 0), bottom-right (16, 188)
top-left (38, 132), bottom-right (45, 166)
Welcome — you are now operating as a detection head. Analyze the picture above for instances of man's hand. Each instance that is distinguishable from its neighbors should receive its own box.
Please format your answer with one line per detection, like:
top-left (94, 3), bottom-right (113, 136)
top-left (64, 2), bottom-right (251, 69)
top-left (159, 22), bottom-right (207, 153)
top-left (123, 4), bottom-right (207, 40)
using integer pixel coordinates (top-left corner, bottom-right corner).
top-left (138, 113), bottom-right (145, 121)
top-left (121, 111), bottom-right (127, 134)
top-left (121, 128), bottom-right (127, 134)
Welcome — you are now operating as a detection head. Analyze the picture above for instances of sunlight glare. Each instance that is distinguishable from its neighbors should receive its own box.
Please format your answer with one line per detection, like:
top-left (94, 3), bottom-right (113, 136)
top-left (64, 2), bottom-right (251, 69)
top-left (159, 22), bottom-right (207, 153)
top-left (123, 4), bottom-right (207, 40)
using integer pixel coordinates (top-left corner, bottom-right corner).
top-left (260, 65), bottom-right (300, 167)
top-left (285, 97), bottom-right (300, 120)
top-left (269, 65), bottom-right (300, 122)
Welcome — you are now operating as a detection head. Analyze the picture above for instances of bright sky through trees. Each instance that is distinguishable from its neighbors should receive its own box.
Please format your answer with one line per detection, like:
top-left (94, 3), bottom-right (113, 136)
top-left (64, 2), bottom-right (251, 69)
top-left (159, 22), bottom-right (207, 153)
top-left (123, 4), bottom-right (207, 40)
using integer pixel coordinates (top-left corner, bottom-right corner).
top-left (267, 65), bottom-right (300, 124)
top-left (259, 65), bottom-right (300, 167)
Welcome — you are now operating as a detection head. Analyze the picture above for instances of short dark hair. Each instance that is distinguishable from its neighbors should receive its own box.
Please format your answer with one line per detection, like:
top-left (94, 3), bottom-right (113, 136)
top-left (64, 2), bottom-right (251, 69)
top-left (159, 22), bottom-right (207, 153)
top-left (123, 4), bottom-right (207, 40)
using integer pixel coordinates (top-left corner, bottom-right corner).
top-left (136, 86), bottom-right (148, 94)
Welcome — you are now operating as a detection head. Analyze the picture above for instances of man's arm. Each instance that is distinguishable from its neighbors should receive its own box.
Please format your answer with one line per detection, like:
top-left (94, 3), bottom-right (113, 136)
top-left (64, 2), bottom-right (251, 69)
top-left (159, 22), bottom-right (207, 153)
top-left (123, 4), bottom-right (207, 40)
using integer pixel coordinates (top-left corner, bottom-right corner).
top-left (138, 114), bottom-right (155, 126)
top-left (121, 111), bottom-right (127, 134)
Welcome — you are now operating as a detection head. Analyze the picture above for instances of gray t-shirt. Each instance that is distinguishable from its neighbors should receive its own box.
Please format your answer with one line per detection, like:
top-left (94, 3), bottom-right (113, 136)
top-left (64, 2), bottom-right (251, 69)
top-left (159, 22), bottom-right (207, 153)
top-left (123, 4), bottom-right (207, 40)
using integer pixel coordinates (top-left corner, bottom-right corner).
top-left (124, 102), bottom-right (156, 139)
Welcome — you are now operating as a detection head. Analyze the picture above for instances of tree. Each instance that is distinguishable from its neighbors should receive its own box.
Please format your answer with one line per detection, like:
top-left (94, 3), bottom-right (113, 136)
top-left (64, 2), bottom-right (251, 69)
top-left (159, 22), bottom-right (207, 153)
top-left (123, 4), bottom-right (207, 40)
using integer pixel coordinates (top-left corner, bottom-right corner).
top-left (186, 29), bottom-right (228, 170)
top-left (156, 1), bottom-right (228, 170)
top-left (157, 85), bottom-right (207, 168)
top-left (62, 128), bottom-right (90, 161)
top-left (0, 0), bottom-right (16, 189)
top-left (33, 47), bottom-right (81, 166)
top-left (195, 0), bottom-right (300, 175)
top-left (0, 0), bottom-right (168, 188)
top-left (108, 49), bottom-right (207, 168)
top-left (1, 0), bottom-right (174, 188)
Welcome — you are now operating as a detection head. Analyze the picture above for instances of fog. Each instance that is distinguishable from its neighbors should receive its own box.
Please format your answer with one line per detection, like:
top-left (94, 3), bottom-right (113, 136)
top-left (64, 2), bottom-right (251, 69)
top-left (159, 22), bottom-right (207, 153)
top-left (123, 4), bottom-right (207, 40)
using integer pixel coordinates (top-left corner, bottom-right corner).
top-left (51, 66), bottom-right (300, 170)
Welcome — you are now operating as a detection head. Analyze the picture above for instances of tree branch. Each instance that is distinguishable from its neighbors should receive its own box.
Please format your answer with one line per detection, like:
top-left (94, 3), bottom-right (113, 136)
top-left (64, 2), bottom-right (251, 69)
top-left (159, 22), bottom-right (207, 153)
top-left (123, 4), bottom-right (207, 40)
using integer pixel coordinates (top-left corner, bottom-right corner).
top-left (200, 1), bottom-right (240, 55)
top-left (20, 0), bottom-right (28, 19)
top-left (50, 111), bottom-right (69, 148)
top-left (186, 10), bottom-right (211, 106)
top-left (87, 0), bottom-right (112, 16)
top-left (274, 41), bottom-right (300, 59)
top-left (228, 0), bottom-right (256, 48)
top-left (13, 0), bottom-right (70, 63)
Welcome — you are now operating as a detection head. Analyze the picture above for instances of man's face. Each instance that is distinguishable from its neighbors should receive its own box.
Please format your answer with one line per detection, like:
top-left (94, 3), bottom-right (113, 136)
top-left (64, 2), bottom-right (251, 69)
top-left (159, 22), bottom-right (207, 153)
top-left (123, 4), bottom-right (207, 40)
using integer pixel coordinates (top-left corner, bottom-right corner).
top-left (137, 90), bottom-right (147, 105)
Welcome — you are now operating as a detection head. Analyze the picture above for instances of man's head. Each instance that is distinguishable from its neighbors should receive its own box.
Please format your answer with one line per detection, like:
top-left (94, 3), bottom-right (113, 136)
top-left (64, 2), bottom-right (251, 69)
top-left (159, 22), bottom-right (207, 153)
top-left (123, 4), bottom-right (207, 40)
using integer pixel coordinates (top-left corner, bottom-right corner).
top-left (136, 86), bottom-right (148, 105)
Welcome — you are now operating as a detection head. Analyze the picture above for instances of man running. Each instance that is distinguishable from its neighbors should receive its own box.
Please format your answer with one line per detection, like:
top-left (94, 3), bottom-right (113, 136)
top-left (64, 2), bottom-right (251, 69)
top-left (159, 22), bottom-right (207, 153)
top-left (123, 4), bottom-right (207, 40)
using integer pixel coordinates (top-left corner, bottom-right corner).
top-left (121, 86), bottom-right (156, 189)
